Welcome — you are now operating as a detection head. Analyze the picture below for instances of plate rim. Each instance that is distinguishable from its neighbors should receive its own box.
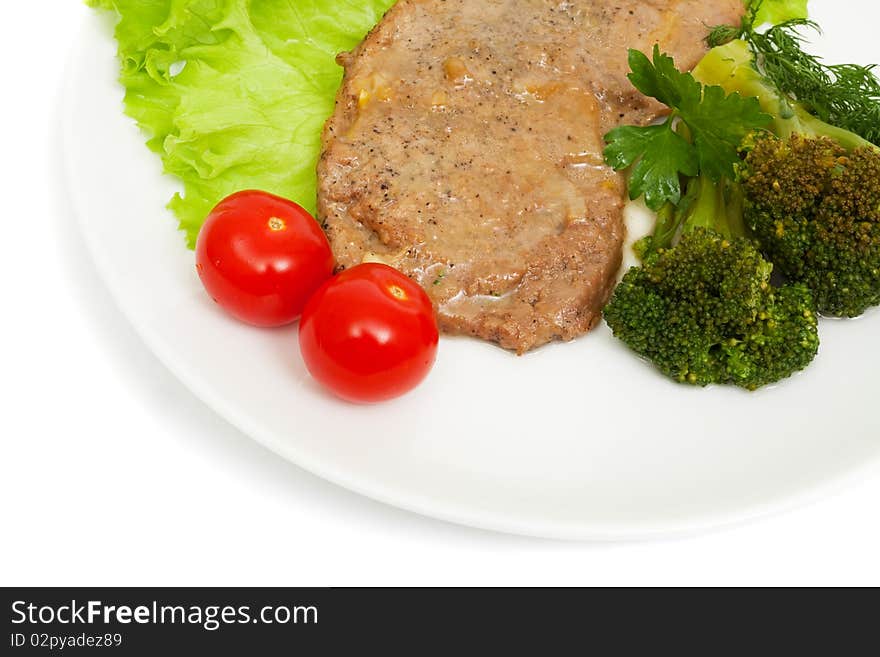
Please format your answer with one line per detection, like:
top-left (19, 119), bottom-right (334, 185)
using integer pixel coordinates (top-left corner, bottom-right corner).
top-left (61, 13), bottom-right (880, 542)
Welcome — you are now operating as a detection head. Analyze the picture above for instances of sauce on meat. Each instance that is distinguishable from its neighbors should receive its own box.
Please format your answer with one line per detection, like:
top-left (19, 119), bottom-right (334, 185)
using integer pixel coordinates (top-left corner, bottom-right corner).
top-left (319, 0), bottom-right (744, 353)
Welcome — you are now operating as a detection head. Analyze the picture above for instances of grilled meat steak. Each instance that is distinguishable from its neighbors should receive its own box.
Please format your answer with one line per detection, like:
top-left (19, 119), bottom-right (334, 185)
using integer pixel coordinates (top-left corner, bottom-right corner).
top-left (318, 0), bottom-right (744, 353)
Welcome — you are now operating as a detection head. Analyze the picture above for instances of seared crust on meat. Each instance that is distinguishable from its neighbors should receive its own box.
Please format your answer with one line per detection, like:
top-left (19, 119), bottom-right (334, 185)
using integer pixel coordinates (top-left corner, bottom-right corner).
top-left (319, 0), bottom-right (743, 353)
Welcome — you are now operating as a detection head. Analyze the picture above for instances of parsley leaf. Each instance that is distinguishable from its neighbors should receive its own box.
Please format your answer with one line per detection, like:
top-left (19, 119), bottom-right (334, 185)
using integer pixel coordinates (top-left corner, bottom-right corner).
top-left (604, 46), bottom-right (770, 211)
top-left (604, 123), bottom-right (698, 209)
top-left (684, 83), bottom-right (772, 180)
top-left (626, 48), bottom-right (703, 110)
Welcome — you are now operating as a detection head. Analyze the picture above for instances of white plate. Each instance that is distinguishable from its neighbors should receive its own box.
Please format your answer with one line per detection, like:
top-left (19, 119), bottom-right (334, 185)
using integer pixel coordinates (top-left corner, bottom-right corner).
top-left (63, 2), bottom-right (880, 540)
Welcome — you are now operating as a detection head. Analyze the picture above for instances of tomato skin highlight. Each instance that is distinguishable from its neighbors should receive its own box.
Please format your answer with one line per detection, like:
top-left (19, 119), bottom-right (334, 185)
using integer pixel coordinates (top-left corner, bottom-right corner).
top-left (299, 264), bottom-right (440, 403)
top-left (195, 190), bottom-right (334, 327)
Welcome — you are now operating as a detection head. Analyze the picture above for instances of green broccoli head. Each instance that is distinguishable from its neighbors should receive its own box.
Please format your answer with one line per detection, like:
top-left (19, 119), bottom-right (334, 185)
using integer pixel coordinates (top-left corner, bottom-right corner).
top-left (741, 133), bottom-right (880, 317)
top-left (603, 229), bottom-right (819, 390)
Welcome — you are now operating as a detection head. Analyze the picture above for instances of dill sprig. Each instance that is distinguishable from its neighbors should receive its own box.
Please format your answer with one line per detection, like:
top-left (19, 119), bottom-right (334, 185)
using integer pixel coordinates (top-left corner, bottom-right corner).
top-left (708, 1), bottom-right (880, 145)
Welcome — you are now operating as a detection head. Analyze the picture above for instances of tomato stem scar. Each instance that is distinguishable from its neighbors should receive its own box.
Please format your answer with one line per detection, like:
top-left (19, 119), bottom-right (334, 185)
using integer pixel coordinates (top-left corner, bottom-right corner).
top-left (268, 217), bottom-right (286, 231)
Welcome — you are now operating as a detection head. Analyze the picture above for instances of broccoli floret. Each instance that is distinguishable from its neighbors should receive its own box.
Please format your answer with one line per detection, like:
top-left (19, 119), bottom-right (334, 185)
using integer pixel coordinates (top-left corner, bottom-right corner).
top-left (689, 39), bottom-right (880, 317)
top-left (609, 121), bottom-right (820, 390)
top-left (741, 133), bottom-right (880, 316)
top-left (605, 229), bottom-right (818, 389)
top-left (603, 30), bottom-right (880, 388)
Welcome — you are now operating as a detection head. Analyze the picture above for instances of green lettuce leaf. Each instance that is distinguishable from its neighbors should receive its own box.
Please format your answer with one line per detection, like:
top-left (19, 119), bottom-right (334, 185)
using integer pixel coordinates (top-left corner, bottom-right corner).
top-left (88, 0), bottom-right (395, 247)
top-left (750, 0), bottom-right (809, 26)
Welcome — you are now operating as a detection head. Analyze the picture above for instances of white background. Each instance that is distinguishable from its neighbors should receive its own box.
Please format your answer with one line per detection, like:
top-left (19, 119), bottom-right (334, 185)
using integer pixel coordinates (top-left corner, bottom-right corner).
top-left (2, 2), bottom-right (879, 587)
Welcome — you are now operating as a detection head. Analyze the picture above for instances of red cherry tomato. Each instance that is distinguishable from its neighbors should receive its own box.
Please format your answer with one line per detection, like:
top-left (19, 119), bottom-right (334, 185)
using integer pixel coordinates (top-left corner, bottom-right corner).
top-left (299, 263), bottom-right (440, 403)
top-left (195, 190), bottom-right (334, 327)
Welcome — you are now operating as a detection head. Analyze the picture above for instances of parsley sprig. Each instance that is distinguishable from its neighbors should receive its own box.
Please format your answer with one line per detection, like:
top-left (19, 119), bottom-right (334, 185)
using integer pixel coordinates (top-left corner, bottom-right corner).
top-left (603, 46), bottom-right (770, 211)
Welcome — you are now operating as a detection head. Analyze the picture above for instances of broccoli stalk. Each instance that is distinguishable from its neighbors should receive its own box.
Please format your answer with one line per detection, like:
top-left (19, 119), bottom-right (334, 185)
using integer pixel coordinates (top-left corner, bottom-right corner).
top-left (639, 175), bottom-right (746, 257)
top-left (688, 39), bottom-right (880, 317)
top-left (692, 40), bottom-right (876, 151)
top-left (609, 140), bottom-right (821, 391)
top-left (634, 38), bottom-right (880, 318)
top-left (605, 40), bottom-right (835, 389)
top-left (605, 26), bottom-right (880, 387)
